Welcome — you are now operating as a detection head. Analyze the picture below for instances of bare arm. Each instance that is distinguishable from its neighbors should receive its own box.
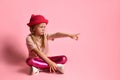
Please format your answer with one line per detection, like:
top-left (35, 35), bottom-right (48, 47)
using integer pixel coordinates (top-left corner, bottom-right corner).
top-left (32, 48), bottom-right (57, 72)
top-left (32, 48), bottom-right (51, 63)
top-left (26, 36), bottom-right (57, 72)
top-left (49, 32), bottom-right (71, 38)
top-left (48, 32), bottom-right (79, 40)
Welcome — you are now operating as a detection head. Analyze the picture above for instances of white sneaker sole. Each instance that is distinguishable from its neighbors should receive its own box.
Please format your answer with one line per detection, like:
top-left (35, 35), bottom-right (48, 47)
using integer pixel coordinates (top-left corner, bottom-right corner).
top-left (31, 66), bottom-right (40, 75)
top-left (57, 64), bottom-right (64, 74)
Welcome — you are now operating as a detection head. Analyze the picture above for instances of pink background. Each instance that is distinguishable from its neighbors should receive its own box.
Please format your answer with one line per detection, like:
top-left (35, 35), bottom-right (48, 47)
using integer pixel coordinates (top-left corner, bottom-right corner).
top-left (0, 0), bottom-right (120, 80)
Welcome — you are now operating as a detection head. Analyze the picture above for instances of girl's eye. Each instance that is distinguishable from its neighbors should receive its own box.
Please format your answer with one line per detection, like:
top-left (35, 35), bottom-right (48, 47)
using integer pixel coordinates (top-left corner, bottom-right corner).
top-left (39, 26), bottom-right (45, 28)
top-left (39, 26), bottom-right (43, 28)
top-left (42, 26), bottom-right (46, 28)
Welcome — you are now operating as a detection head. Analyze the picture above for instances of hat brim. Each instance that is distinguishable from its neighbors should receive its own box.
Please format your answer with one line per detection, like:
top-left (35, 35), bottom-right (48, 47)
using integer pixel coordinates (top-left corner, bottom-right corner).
top-left (27, 19), bottom-right (48, 27)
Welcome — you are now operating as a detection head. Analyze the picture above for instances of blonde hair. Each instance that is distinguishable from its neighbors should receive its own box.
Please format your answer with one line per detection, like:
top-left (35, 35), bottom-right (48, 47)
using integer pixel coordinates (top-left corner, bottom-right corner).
top-left (29, 26), bottom-right (45, 49)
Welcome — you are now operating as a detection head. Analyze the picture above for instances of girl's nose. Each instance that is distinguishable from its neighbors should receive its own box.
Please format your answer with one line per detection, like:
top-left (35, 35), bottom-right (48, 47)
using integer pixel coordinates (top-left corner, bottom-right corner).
top-left (42, 29), bottom-right (45, 31)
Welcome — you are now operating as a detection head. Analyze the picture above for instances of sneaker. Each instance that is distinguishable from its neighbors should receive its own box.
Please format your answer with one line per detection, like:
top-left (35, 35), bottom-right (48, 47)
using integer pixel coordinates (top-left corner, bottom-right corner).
top-left (30, 66), bottom-right (40, 75)
top-left (57, 64), bottom-right (64, 74)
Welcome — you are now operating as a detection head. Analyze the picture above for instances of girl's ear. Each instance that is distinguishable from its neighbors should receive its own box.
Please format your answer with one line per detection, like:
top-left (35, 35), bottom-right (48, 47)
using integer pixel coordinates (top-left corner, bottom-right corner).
top-left (30, 26), bottom-right (35, 34)
top-left (32, 27), bottom-right (36, 33)
top-left (33, 29), bottom-right (35, 32)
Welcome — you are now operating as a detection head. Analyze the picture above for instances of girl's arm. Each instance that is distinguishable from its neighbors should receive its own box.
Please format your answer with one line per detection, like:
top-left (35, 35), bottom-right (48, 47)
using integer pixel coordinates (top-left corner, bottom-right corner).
top-left (32, 48), bottom-right (57, 72)
top-left (48, 32), bottom-right (79, 40)
top-left (26, 36), bottom-right (57, 72)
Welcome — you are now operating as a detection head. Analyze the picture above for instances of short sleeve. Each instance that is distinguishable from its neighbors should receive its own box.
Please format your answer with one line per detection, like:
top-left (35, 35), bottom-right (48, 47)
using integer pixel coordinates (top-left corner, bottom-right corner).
top-left (26, 35), bottom-right (37, 51)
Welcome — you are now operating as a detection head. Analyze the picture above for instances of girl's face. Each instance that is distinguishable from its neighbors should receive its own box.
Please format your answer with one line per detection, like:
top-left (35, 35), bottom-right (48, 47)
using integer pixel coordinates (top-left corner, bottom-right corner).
top-left (33, 23), bottom-right (46, 35)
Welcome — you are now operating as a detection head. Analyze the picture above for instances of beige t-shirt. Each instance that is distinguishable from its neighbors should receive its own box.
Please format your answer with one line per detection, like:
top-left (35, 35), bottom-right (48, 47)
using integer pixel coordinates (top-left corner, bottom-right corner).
top-left (26, 34), bottom-right (49, 57)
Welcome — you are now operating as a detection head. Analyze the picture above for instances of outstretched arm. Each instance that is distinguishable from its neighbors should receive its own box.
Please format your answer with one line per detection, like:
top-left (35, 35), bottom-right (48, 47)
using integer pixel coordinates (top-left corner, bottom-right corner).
top-left (48, 32), bottom-right (80, 40)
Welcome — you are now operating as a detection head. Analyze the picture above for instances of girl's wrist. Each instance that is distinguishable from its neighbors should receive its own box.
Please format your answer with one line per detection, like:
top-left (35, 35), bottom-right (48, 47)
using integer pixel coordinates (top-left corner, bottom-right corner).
top-left (68, 34), bottom-right (72, 38)
top-left (46, 59), bottom-right (53, 64)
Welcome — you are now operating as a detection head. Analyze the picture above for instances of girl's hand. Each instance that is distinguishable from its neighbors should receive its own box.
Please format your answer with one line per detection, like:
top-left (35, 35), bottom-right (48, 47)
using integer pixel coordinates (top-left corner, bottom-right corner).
top-left (70, 33), bottom-right (80, 40)
top-left (48, 61), bottom-right (57, 73)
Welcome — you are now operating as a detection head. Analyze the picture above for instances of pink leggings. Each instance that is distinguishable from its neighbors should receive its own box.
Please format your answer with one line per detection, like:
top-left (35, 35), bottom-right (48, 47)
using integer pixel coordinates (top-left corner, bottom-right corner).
top-left (26, 55), bottom-right (67, 69)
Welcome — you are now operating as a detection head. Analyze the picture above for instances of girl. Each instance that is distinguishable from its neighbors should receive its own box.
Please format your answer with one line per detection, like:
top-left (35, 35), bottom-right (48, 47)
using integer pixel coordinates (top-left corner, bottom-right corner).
top-left (26, 14), bottom-right (79, 75)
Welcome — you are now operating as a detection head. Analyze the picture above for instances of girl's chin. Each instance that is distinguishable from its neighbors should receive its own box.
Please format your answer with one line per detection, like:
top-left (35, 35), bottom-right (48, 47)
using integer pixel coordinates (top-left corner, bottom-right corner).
top-left (39, 33), bottom-right (44, 35)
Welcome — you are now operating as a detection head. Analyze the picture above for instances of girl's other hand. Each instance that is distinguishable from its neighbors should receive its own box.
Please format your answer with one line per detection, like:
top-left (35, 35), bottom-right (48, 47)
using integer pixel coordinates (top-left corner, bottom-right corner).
top-left (48, 61), bottom-right (57, 73)
top-left (70, 33), bottom-right (80, 40)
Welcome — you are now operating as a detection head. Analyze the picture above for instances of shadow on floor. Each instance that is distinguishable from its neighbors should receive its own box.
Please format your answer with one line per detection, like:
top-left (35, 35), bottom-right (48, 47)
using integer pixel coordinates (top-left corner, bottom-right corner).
top-left (1, 36), bottom-right (28, 75)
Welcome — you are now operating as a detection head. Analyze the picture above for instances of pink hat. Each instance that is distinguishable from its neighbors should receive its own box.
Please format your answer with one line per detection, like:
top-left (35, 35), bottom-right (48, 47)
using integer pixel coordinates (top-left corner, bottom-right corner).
top-left (27, 14), bottom-right (48, 27)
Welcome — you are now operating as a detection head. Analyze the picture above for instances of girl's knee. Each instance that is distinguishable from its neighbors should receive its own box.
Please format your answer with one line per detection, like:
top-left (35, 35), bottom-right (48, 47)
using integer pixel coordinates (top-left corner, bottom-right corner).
top-left (26, 58), bottom-right (34, 66)
top-left (61, 55), bottom-right (67, 64)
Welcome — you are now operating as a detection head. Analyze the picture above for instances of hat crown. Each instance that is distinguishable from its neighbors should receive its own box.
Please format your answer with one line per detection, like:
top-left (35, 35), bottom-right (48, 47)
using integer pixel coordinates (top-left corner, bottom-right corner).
top-left (30, 14), bottom-right (45, 22)
top-left (27, 14), bottom-right (48, 27)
